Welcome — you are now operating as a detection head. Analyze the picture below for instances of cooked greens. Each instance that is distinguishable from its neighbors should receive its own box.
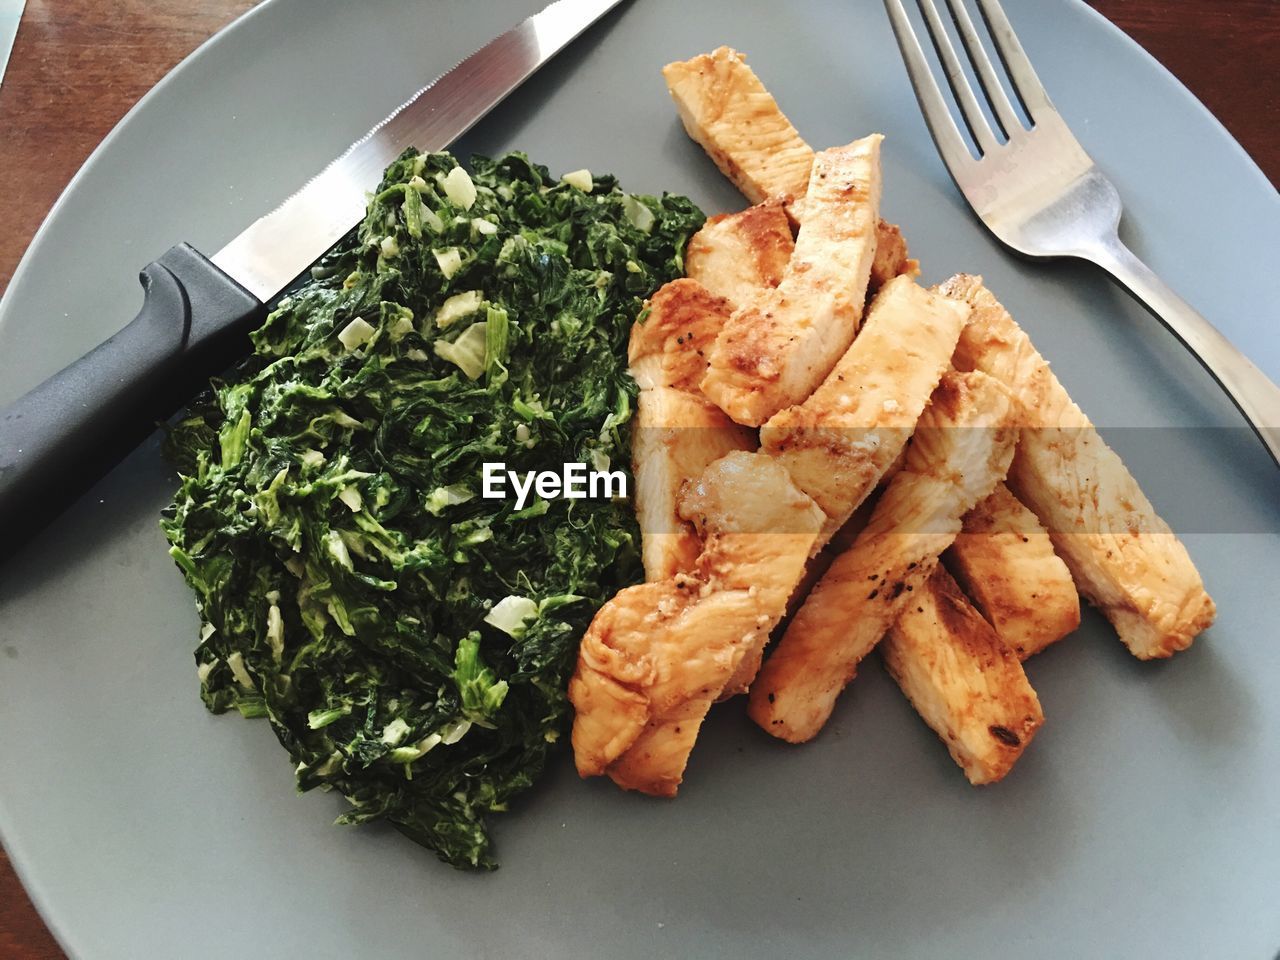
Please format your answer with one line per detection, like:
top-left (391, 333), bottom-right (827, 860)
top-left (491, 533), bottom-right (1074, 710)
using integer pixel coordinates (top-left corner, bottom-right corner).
top-left (161, 149), bottom-right (702, 868)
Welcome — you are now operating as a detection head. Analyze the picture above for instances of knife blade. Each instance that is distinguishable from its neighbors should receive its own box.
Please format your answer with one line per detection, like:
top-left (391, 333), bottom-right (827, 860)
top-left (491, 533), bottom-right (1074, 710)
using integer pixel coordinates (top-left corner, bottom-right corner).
top-left (214, 0), bottom-right (624, 302)
top-left (0, 0), bottom-right (625, 551)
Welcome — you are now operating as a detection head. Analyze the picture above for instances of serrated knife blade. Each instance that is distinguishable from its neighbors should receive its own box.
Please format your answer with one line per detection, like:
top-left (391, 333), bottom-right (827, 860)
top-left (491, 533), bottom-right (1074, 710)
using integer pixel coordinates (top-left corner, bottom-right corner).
top-left (213, 0), bottom-right (625, 302)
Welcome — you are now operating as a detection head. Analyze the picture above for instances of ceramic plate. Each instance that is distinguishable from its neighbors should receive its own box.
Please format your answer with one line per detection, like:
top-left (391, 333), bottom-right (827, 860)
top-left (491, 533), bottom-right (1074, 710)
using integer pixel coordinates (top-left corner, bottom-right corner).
top-left (1, 1), bottom-right (1278, 957)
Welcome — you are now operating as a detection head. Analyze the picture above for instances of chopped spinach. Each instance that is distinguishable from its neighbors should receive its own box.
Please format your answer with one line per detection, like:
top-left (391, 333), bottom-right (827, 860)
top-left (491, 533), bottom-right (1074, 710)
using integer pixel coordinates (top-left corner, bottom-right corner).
top-left (161, 149), bottom-right (703, 868)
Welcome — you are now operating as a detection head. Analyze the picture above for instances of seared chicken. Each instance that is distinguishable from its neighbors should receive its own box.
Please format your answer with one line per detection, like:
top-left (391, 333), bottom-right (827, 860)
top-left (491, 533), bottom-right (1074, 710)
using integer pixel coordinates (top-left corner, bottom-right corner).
top-left (570, 451), bottom-right (825, 795)
top-left (570, 579), bottom-right (760, 793)
top-left (761, 275), bottom-right (968, 539)
top-left (748, 370), bottom-right (1017, 743)
top-left (713, 278), bottom-right (963, 695)
top-left (663, 46), bottom-right (816, 207)
top-left (678, 451), bottom-right (823, 701)
top-left (870, 219), bottom-right (919, 294)
top-left (702, 136), bottom-right (884, 426)
top-left (629, 278), bottom-right (735, 394)
top-left (882, 566), bottom-right (1044, 784)
top-left (684, 200), bottom-right (794, 306)
top-left (938, 274), bottom-right (1215, 658)
top-left (945, 483), bottom-right (1080, 659)
top-left (662, 46), bottom-right (913, 257)
top-left (629, 279), bottom-right (756, 581)
top-left (684, 278), bottom-right (962, 697)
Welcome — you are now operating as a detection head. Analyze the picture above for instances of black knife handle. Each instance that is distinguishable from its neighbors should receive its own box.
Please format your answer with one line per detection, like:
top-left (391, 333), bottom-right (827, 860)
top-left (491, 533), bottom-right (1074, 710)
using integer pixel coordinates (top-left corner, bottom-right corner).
top-left (0, 243), bottom-right (266, 549)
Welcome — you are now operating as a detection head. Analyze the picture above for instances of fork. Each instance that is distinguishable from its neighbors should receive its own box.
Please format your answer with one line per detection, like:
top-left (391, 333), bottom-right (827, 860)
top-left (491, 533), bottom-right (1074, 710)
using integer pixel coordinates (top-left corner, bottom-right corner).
top-left (883, 0), bottom-right (1280, 467)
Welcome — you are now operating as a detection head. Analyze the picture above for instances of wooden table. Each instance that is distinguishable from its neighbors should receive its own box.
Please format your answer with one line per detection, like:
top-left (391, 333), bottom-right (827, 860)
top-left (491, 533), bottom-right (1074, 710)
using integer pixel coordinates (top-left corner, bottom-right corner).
top-left (0, 1), bottom-right (1276, 956)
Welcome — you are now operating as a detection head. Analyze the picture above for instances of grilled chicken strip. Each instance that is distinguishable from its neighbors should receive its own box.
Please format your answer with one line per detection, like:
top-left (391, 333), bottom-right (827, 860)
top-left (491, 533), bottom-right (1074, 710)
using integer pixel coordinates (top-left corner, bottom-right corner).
top-left (569, 579), bottom-right (759, 791)
top-left (870, 219), bottom-right (920, 294)
top-left (882, 566), bottom-right (1044, 784)
top-left (661, 45), bottom-right (918, 274)
top-left (684, 200), bottom-right (794, 306)
top-left (938, 274), bottom-right (1215, 659)
top-left (761, 275), bottom-right (968, 540)
top-left (663, 46), bottom-right (817, 207)
top-left (945, 483), bottom-right (1080, 659)
top-left (629, 279), bottom-right (734, 395)
top-left (570, 451), bottom-right (825, 795)
top-left (702, 136), bottom-right (884, 426)
top-left (629, 279), bottom-right (756, 581)
top-left (748, 370), bottom-right (1017, 743)
top-left (713, 276), bottom-right (965, 697)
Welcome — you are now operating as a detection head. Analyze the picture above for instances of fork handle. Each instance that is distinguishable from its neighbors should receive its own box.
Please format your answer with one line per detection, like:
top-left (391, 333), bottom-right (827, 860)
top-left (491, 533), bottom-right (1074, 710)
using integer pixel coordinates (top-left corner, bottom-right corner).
top-left (1089, 235), bottom-right (1280, 467)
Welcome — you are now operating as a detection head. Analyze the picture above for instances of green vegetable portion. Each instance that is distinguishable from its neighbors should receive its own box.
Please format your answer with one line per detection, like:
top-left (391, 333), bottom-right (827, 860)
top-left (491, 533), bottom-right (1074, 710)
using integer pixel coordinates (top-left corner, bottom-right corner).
top-left (162, 149), bottom-right (703, 868)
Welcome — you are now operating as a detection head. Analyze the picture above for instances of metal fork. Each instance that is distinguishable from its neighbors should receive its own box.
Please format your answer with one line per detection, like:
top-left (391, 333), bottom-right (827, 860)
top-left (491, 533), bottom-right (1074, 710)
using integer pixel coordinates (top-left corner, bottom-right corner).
top-left (884, 0), bottom-right (1280, 466)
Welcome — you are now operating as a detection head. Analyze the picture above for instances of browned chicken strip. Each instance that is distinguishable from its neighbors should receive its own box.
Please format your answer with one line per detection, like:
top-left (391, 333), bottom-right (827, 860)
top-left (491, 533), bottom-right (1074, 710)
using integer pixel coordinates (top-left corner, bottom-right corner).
top-left (662, 46), bottom-right (817, 206)
top-left (748, 370), bottom-right (1017, 743)
top-left (570, 580), bottom-right (759, 779)
top-left (689, 279), bottom-right (963, 699)
top-left (629, 279), bottom-right (756, 581)
top-left (570, 451), bottom-right (825, 795)
top-left (684, 200), bottom-right (794, 306)
top-left (945, 483), bottom-right (1080, 659)
top-left (938, 274), bottom-right (1215, 659)
top-left (661, 46), bottom-right (912, 248)
top-left (761, 275), bottom-right (968, 540)
top-left (702, 136), bottom-right (884, 426)
top-left (629, 278), bottom-right (735, 394)
top-left (882, 566), bottom-right (1045, 784)
top-left (869, 219), bottom-right (920, 294)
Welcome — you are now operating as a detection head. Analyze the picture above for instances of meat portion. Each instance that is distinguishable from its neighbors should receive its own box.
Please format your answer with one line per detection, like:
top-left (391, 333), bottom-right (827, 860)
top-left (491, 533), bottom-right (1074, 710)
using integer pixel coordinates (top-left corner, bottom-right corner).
top-left (629, 279), bottom-right (756, 581)
top-left (682, 277), bottom-right (962, 700)
top-left (748, 370), bottom-right (1017, 743)
top-left (761, 275), bottom-right (968, 540)
top-left (662, 46), bottom-right (816, 206)
top-left (702, 136), bottom-right (884, 426)
top-left (684, 200), bottom-right (794, 307)
top-left (570, 451), bottom-right (825, 795)
top-left (869, 219), bottom-right (920, 294)
top-left (938, 274), bottom-right (1215, 659)
top-left (945, 483), bottom-right (1080, 659)
top-left (633, 388), bottom-right (755, 581)
top-left (570, 579), bottom-right (761, 792)
top-left (881, 567), bottom-right (1044, 784)
top-left (629, 278), bottom-right (734, 394)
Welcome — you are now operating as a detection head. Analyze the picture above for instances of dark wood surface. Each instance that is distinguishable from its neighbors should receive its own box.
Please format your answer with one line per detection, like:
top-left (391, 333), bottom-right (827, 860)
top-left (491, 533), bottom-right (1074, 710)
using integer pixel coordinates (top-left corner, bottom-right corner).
top-left (0, 1), bottom-right (1276, 956)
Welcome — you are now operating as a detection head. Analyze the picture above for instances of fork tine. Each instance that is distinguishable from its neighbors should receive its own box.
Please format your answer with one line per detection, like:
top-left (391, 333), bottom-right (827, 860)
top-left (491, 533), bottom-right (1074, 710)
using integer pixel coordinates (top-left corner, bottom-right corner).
top-left (883, 0), bottom-right (978, 174)
top-left (973, 0), bottom-right (1054, 121)
top-left (942, 0), bottom-right (1023, 138)
top-left (914, 0), bottom-right (998, 155)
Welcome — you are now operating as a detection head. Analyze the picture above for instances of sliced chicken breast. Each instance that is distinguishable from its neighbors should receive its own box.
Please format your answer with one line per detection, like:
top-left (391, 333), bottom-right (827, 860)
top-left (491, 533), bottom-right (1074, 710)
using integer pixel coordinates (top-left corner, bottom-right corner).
top-left (684, 200), bottom-right (795, 306)
top-left (761, 275), bottom-right (968, 539)
top-left (938, 274), bottom-right (1215, 659)
top-left (570, 451), bottom-right (825, 795)
top-left (662, 46), bottom-right (816, 206)
top-left (748, 370), bottom-right (1017, 743)
top-left (869, 219), bottom-right (919, 294)
top-left (882, 566), bottom-right (1044, 785)
top-left (663, 45), bottom-right (917, 298)
top-left (945, 483), bottom-right (1081, 659)
top-left (629, 279), bottom-right (756, 581)
top-left (634, 388), bottom-right (755, 581)
top-left (629, 278), bottom-right (735, 392)
top-left (702, 136), bottom-right (884, 426)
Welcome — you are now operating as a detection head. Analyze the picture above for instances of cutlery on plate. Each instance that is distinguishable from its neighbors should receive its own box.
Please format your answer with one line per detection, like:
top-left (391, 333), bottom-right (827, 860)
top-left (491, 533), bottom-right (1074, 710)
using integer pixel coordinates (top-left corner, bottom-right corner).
top-left (883, 0), bottom-right (1280, 466)
top-left (0, 0), bottom-right (624, 548)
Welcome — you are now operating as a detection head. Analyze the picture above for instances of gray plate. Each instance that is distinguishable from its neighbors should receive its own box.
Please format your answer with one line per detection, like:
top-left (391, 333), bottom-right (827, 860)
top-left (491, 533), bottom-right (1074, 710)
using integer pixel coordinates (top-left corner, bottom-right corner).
top-left (2, 1), bottom-right (1278, 957)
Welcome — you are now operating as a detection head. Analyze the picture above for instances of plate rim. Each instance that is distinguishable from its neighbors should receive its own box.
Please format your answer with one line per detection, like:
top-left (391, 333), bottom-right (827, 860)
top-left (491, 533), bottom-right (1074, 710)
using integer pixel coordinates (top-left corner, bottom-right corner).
top-left (0, 2), bottom-right (1275, 957)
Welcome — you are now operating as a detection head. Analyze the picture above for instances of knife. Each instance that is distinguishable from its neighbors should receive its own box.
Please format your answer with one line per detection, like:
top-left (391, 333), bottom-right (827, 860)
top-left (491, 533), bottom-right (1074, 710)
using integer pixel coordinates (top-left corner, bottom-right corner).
top-left (0, 0), bottom-right (623, 548)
